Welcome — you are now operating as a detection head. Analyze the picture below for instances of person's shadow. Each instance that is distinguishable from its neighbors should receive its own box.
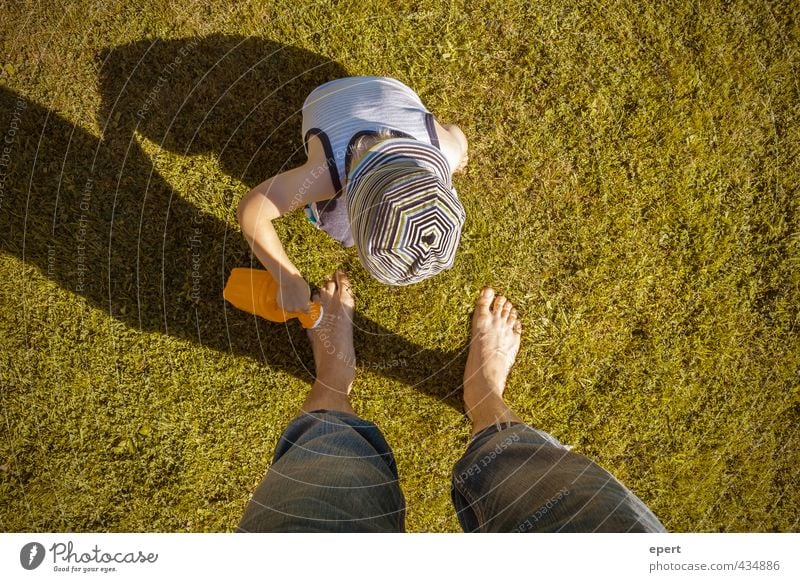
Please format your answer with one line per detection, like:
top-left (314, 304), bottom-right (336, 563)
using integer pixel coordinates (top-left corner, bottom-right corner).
top-left (0, 35), bottom-right (467, 407)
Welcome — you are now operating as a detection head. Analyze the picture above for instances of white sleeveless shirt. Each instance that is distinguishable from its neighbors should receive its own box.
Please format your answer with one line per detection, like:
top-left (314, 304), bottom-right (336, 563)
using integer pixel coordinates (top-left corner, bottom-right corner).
top-left (301, 76), bottom-right (442, 246)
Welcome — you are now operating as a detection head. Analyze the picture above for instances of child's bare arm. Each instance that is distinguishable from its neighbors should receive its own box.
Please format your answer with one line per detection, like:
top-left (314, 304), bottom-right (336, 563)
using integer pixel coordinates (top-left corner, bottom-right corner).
top-left (236, 138), bottom-right (335, 311)
top-left (442, 123), bottom-right (468, 173)
top-left (432, 119), bottom-right (468, 174)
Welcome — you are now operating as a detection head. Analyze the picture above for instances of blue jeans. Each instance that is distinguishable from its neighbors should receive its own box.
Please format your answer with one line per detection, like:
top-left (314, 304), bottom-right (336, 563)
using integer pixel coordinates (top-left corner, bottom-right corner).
top-left (238, 410), bottom-right (665, 532)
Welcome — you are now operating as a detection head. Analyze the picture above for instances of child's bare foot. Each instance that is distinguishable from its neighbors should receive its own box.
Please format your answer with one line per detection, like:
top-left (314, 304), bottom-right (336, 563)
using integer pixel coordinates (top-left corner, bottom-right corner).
top-left (463, 287), bottom-right (523, 434)
top-left (302, 270), bottom-right (356, 414)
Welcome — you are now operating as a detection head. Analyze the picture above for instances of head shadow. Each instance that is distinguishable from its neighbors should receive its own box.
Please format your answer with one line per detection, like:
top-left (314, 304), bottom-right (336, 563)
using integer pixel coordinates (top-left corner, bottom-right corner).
top-left (96, 34), bottom-right (339, 187)
top-left (0, 34), bottom-right (465, 408)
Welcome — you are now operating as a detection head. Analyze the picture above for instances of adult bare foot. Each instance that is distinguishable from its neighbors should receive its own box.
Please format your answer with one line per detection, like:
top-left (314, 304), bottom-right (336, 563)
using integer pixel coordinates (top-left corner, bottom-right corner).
top-left (463, 287), bottom-right (524, 434)
top-left (302, 270), bottom-right (356, 414)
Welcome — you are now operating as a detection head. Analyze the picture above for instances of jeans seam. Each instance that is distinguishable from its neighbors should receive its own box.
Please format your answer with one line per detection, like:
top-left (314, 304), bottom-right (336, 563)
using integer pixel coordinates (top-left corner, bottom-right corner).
top-left (453, 474), bottom-right (486, 530)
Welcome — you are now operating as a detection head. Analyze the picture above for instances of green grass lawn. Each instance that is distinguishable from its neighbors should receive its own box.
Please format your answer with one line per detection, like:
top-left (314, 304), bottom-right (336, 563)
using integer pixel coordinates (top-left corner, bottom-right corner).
top-left (1, 0), bottom-right (798, 532)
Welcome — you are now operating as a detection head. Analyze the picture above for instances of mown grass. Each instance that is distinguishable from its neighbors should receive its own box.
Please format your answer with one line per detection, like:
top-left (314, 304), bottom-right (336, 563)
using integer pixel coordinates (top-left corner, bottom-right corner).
top-left (1, 0), bottom-right (798, 532)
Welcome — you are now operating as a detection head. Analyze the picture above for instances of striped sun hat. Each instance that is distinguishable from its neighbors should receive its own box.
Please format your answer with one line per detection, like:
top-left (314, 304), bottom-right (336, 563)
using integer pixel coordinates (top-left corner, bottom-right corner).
top-left (346, 138), bottom-right (466, 285)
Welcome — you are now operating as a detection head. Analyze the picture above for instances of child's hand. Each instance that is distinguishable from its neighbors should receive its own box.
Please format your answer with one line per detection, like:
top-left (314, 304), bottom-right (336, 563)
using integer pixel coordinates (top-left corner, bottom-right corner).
top-left (277, 274), bottom-right (312, 313)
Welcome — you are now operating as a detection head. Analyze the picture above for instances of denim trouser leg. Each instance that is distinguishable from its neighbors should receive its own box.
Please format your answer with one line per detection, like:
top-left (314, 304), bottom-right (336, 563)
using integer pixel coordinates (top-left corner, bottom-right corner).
top-left (238, 410), bottom-right (405, 532)
top-left (451, 423), bottom-right (666, 532)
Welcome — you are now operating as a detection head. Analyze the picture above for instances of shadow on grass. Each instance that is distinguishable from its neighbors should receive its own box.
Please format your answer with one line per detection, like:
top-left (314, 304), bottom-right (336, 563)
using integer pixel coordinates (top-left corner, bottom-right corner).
top-left (0, 35), bottom-right (465, 409)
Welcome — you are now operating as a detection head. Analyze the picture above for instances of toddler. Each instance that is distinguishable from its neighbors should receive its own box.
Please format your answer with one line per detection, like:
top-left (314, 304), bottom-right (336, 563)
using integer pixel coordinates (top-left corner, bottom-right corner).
top-left (236, 76), bottom-right (468, 312)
